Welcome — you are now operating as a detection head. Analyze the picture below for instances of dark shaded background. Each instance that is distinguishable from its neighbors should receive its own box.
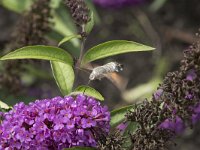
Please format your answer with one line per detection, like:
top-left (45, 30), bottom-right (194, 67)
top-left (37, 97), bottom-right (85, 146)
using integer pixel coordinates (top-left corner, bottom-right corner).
top-left (0, 0), bottom-right (200, 149)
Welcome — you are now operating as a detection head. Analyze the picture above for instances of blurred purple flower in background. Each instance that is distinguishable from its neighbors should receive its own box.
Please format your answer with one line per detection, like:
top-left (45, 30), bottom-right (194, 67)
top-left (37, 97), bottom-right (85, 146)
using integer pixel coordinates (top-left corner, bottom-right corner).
top-left (93, 0), bottom-right (145, 8)
top-left (0, 94), bottom-right (110, 149)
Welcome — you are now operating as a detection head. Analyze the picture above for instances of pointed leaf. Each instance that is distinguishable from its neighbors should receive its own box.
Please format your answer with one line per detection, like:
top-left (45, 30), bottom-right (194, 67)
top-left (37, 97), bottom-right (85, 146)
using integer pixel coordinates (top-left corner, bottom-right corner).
top-left (85, 0), bottom-right (101, 24)
top-left (64, 147), bottom-right (95, 150)
top-left (52, 7), bottom-right (80, 56)
top-left (51, 61), bottom-right (75, 96)
top-left (81, 40), bottom-right (155, 65)
top-left (85, 11), bottom-right (94, 34)
top-left (52, 7), bottom-right (79, 44)
top-left (58, 35), bottom-right (81, 46)
top-left (70, 86), bottom-right (104, 101)
top-left (0, 100), bottom-right (12, 113)
top-left (0, 100), bottom-right (10, 109)
top-left (0, 45), bottom-right (73, 65)
top-left (111, 105), bottom-right (133, 127)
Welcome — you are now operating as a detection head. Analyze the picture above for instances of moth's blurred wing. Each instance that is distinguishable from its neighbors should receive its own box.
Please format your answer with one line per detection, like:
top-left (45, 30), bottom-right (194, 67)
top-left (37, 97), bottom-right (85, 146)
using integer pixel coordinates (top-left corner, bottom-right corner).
top-left (104, 72), bottom-right (128, 92)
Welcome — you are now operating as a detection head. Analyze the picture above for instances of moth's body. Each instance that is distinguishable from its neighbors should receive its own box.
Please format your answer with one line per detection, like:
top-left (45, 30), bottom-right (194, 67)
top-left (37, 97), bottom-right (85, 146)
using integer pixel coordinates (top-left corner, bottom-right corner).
top-left (89, 62), bottom-right (123, 80)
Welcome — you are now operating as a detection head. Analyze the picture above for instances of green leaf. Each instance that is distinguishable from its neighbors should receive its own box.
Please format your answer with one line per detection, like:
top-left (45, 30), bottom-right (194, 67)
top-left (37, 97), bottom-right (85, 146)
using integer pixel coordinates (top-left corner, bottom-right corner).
top-left (81, 40), bottom-right (155, 66)
top-left (122, 77), bottom-right (161, 103)
top-left (111, 105), bottom-right (133, 127)
top-left (51, 61), bottom-right (75, 96)
top-left (0, 0), bottom-right (33, 13)
top-left (48, 30), bottom-right (80, 57)
top-left (122, 122), bottom-right (138, 148)
top-left (71, 86), bottom-right (104, 101)
top-left (64, 147), bottom-right (95, 150)
top-left (58, 35), bottom-right (81, 46)
top-left (0, 100), bottom-right (10, 109)
top-left (52, 6), bottom-right (79, 46)
top-left (50, 0), bottom-right (62, 9)
top-left (52, 6), bottom-right (80, 56)
top-left (149, 0), bottom-right (168, 12)
top-left (0, 45), bottom-right (73, 66)
top-left (85, 11), bottom-right (94, 34)
top-left (85, 0), bottom-right (101, 24)
top-left (124, 122), bottom-right (138, 135)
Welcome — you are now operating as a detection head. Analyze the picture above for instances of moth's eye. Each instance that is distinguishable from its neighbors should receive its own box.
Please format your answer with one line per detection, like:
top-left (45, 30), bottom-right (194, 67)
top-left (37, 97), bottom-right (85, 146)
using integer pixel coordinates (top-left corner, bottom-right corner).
top-left (116, 64), bottom-right (123, 72)
top-left (120, 64), bottom-right (124, 69)
top-left (115, 68), bottom-right (119, 72)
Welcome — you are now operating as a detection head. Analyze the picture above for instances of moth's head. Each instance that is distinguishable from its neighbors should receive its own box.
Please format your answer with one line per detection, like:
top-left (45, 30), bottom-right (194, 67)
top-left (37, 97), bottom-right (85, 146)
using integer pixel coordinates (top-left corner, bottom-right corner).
top-left (115, 63), bottom-right (123, 72)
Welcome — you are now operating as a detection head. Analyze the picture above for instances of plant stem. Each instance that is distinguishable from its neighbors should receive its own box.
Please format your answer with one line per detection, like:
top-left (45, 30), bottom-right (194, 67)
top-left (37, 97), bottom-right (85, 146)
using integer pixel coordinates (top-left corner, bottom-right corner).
top-left (76, 25), bottom-right (86, 67)
top-left (78, 38), bottom-right (86, 66)
top-left (74, 24), bottom-right (87, 88)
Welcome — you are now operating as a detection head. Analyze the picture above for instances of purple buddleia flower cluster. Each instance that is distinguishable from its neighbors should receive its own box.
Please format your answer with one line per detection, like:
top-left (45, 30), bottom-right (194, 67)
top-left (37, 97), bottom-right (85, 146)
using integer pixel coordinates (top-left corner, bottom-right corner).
top-left (153, 89), bottom-right (186, 134)
top-left (93, 0), bottom-right (145, 8)
top-left (0, 94), bottom-right (110, 149)
top-left (126, 40), bottom-right (200, 149)
top-left (158, 68), bottom-right (200, 134)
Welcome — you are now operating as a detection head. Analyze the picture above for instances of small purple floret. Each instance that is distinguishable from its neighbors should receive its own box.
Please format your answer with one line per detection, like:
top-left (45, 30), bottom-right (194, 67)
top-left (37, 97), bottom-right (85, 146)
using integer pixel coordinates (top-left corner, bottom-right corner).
top-left (159, 116), bottom-right (185, 134)
top-left (0, 94), bottom-right (110, 149)
top-left (186, 69), bottom-right (197, 81)
top-left (117, 122), bottom-right (128, 132)
top-left (153, 89), bottom-right (163, 100)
